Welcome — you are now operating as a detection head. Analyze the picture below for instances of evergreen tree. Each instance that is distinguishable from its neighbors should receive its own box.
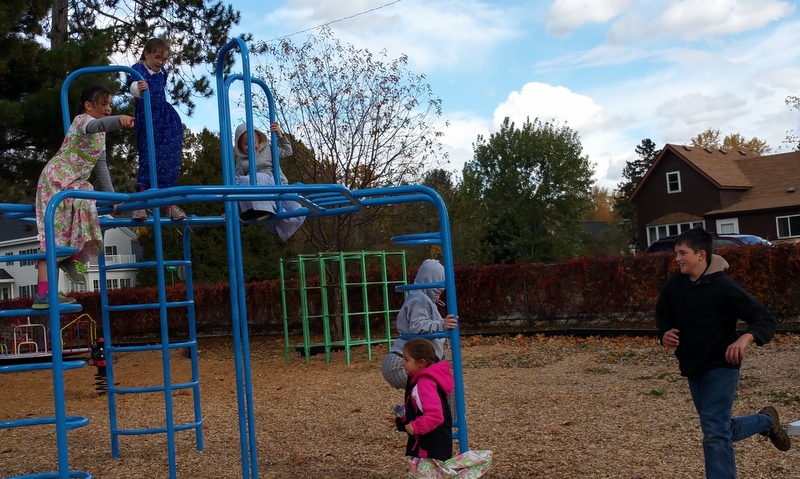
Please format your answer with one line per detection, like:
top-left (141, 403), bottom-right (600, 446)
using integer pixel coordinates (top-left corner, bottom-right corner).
top-left (613, 139), bottom-right (660, 249)
top-left (1, 0), bottom-right (244, 202)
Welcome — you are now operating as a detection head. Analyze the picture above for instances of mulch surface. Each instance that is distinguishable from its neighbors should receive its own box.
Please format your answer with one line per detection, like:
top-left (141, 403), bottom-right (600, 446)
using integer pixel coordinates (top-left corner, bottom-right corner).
top-left (2, 333), bottom-right (800, 478)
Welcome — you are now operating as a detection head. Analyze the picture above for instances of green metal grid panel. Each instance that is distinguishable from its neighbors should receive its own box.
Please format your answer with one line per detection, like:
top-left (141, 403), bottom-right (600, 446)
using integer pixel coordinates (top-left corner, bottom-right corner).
top-left (280, 251), bottom-right (407, 364)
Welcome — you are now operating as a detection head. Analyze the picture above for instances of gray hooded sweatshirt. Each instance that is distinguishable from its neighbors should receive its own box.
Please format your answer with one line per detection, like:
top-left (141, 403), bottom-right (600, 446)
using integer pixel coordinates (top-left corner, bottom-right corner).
top-left (390, 259), bottom-right (448, 359)
top-left (233, 123), bottom-right (293, 182)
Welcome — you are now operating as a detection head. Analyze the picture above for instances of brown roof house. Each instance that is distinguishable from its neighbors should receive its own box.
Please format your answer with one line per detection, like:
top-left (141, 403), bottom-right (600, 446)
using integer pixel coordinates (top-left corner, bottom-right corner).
top-left (629, 144), bottom-right (800, 252)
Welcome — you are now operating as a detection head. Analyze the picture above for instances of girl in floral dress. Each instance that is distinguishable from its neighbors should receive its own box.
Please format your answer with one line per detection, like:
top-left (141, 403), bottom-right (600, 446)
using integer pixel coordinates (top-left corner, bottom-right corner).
top-left (128, 37), bottom-right (185, 221)
top-left (33, 85), bottom-right (134, 308)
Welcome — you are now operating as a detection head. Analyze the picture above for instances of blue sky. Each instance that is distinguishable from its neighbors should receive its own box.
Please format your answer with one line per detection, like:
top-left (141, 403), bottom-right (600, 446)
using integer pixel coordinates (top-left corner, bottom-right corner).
top-left (179, 0), bottom-right (800, 191)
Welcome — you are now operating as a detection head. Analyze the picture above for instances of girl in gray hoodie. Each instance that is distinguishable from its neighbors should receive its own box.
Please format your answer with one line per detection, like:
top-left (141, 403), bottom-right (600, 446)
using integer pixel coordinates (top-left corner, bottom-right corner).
top-left (234, 122), bottom-right (305, 241)
top-left (381, 259), bottom-right (457, 389)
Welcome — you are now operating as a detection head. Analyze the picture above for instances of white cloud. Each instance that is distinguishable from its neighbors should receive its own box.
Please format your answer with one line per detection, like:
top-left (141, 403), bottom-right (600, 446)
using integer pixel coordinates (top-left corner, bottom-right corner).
top-left (656, 92), bottom-right (749, 142)
top-left (493, 82), bottom-right (623, 133)
top-left (546, 0), bottom-right (637, 35)
top-left (489, 82), bottom-right (631, 189)
top-left (609, 0), bottom-right (796, 42)
top-left (436, 112), bottom-right (493, 178)
top-left (268, 0), bottom-right (522, 71)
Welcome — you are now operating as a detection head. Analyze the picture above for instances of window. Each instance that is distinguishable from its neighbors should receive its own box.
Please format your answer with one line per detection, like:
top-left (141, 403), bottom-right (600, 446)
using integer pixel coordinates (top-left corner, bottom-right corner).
top-left (107, 278), bottom-right (119, 290)
top-left (4, 252), bottom-right (14, 266)
top-left (93, 280), bottom-right (100, 291)
top-left (105, 245), bottom-right (118, 256)
top-left (666, 171), bottom-right (681, 193)
top-left (647, 220), bottom-right (705, 245)
top-left (121, 278), bottom-right (132, 288)
top-left (18, 248), bottom-right (40, 267)
top-left (716, 219), bottom-right (739, 234)
top-left (777, 214), bottom-right (800, 238)
top-left (18, 285), bottom-right (34, 298)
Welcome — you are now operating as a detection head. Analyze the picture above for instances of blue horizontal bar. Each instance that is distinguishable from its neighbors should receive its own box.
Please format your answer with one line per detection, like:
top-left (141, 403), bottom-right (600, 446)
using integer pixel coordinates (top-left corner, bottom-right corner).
top-left (392, 232), bottom-right (442, 243)
top-left (9, 471), bottom-right (93, 479)
top-left (399, 331), bottom-right (451, 340)
top-left (108, 340), bottom-right (195, 353)
top-left (113, 420), bottom-right (202, 436)
top-left (395, 281), bottom-right (445, 292)
top-left (0, 304), bottom-right (82, 317)
top-left (105, 301), bottom-right (193, 312)
top-left (0, 360), bottom-right (86, 374)
top-left (110, 380), bottom-right (199, 395)
top-left (0, 415), bottom-right (89, 430)
top-left (102, 259), bottom-right (190, 271)
top-left (0, 247), bottom-right (79, 264)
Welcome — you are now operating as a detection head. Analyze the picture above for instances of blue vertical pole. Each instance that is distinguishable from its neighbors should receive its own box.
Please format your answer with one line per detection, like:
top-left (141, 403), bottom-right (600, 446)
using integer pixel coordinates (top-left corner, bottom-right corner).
top-left (217, 37), bottom-right (259, 479)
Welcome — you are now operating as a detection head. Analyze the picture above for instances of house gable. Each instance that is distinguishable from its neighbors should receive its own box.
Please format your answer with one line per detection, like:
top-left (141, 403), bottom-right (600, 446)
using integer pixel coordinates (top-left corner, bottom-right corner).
top-left (630, 145), bottom-right (734, 250)
top-left (632, 144), bottom-right (800, 249)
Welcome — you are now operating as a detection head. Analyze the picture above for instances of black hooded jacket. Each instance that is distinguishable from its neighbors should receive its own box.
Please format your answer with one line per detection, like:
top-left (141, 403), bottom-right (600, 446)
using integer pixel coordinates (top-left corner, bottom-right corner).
top-left (655, 254), bottom-right (776, 377)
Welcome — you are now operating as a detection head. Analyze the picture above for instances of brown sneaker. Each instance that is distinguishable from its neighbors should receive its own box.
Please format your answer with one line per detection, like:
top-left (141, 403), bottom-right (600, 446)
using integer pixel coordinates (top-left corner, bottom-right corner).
top-left (759, 406), bottom-right (791, 451)
top-left (167, 205), bottom-right (186, 220)
top-left (131, 209), bottom-right (147, 221)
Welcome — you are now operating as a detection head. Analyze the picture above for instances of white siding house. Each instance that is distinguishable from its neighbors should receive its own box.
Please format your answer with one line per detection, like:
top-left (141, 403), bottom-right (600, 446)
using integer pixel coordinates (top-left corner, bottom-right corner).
top-left (0, 219), bottom-right (139, 297)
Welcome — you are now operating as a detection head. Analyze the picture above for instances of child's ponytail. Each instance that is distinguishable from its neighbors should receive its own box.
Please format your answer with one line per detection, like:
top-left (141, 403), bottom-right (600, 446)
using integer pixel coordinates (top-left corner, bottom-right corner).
top-left (79, 85), bottom-right (112, 113)
top-left (403, 338), bottom-right (440, 365)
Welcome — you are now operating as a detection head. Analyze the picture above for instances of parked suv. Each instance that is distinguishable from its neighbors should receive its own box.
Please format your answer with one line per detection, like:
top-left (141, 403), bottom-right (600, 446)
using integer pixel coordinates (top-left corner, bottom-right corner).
top-left (645, 234), bottom-right (772, 253)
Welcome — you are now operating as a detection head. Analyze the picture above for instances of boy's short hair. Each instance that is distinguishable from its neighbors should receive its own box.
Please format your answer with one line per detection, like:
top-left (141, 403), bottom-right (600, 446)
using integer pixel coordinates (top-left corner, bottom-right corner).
top-left (675, 226), bottom-right (713, 261)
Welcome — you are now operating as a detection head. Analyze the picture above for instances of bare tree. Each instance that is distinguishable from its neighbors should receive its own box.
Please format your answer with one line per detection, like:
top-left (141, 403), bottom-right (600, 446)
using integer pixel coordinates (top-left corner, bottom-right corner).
top-left (250, 26), bottom-right (447, 254)
top-left (785, 95), bottom-right (799, 151)
top-left (247, 28), bottom-right (447, 339)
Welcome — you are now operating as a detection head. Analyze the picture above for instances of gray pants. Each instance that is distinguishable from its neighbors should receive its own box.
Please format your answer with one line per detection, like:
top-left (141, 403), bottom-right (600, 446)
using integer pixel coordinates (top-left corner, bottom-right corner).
top-left (381, 352), bottom-right (407, 389)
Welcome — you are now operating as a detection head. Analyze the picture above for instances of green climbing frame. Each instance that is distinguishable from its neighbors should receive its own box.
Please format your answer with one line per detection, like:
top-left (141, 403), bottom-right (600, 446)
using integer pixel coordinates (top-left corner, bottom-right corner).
top-left (280, 251), bottom-right (407, 364)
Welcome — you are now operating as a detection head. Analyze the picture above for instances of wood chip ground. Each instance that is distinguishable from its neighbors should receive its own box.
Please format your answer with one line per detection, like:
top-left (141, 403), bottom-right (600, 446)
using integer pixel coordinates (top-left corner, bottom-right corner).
top-left (2, 334), bottom-right (799, 478)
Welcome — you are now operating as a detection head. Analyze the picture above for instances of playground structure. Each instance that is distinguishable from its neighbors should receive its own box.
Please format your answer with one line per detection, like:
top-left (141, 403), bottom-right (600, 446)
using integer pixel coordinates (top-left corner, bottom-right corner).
top-left (0, 313), bottom-right (97, 357)
top-left (0, 38), bottom-right (468, 479)
top-left (280, 250), bottom-right (408, 364)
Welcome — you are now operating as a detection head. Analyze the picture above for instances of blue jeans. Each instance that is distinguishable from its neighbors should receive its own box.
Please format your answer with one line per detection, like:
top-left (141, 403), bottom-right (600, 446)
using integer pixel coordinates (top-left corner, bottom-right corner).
top-left (688, 367), bottom-right (773, 479)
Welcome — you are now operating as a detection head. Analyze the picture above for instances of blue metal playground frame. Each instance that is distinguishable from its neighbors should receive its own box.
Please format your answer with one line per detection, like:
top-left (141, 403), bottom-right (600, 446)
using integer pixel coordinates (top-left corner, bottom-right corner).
top-left (0, 38), bottom-right (468, 479)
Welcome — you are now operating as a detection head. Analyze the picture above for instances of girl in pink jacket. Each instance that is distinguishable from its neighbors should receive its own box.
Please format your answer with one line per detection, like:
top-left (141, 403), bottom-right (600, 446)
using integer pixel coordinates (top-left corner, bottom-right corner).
top-left (394, 338), bottom-right (493, 478)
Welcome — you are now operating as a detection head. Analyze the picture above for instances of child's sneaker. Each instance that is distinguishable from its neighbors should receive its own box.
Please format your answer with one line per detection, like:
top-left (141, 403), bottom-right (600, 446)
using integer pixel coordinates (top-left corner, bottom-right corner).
top-left (239, 209), bottom-right (272, 223)
top-left (59, 259), bottom-right (86, 284)
top-left (32, 292), bottom-right (77, 310)
top-left (132, 209), bottom-right (147, 221)
top-left (167, 205), bottom-right (186, 220)
top-left (759, 405), bottom-right (791, 451)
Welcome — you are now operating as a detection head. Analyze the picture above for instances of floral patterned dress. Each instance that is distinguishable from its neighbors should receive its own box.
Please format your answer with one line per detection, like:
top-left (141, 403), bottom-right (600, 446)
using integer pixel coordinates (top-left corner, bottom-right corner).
top-left (130, 62), bottom-right (183, 190)
top-left (35, 114), bottom-right (106, 261)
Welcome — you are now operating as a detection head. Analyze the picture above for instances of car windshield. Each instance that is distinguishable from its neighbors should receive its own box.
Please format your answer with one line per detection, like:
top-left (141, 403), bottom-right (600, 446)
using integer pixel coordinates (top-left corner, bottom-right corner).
top-left (737, 236), bottom-right (771, 245)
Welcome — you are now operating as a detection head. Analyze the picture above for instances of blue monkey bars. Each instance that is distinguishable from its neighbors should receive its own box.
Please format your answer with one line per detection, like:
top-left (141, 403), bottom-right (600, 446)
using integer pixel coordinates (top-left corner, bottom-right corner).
top-left (0, 38), bottom-right (468, 479)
